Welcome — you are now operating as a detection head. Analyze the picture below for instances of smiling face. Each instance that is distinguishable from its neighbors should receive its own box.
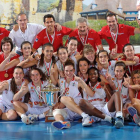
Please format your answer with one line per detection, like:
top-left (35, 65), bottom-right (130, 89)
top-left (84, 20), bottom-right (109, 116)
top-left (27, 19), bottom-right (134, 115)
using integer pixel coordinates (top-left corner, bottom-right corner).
top-left (123, 45), bottom-right (135, 60)
top-left (79, 60), bottom-right (89, 74)
top-left (77, 22), bottom-right (88, 36)
top-left (115, 66), bottom-right (125, 80)
top-left (58, 48), bottom-right (68, 63)
top-left (84, 51), bottom-right (95, 63)
top-left (30, 70), bottom-right (42, 85)
top-left (43, 45), bottom-right (54, 61)
top-left (88, 69), bottom-right (99, 83)
top-left (64, 65), bottom-right (75, 79)
top-left (2, 42), bottom-right (11, 54)
top-left (133, 73), bottom-right (140, 85)
top-left (67, 39), bottom-right (78, 54)
top-left (107, 16), bottom-right (118, 32)
top-left (44, 17), bottom-right (55, 33)
top-left (98, 52), bottom-right (109, 65)
top-left (13, 68), bottom-right (24, 83)
top-left (21, 43), bottom-right (32, 57)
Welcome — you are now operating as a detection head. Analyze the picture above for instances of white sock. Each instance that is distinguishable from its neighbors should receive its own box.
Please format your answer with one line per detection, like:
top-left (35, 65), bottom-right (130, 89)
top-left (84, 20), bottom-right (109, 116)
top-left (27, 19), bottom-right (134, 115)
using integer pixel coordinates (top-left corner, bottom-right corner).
top-left (81, 112), bottom-right (88, 118)
top-left (38, 113), bottom-right (45, 119)
top-left (104, 115), bottom-right (112, 123)
top-left (21, 114), bottom-right (26, 118)
top-left (116, 111), bottom-right (123, 118)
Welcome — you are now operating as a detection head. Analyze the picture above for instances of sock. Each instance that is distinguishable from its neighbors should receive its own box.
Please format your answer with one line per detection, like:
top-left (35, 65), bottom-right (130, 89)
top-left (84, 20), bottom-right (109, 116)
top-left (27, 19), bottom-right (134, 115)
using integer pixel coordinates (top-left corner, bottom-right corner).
top-left (104, 115), bottom-right (112, 123)
top-left (81, 112), bottom-right (88, 118)
top-left (21, 114), bottom-right (26, 118)
top-left (116, 111), bottom-right (123, 118)
top-left (38, 113), bottom-right (45, 119)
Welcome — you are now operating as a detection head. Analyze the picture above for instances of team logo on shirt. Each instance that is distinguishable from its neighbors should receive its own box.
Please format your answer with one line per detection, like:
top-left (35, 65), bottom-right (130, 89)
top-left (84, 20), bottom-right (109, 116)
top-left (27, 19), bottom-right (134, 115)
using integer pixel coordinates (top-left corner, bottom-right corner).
top-left (88, 38), bottom-right (94, 40)
top-left (35, 38), bottom-right (39, 42)
top-left (0, 33), bottom-right (3, 35)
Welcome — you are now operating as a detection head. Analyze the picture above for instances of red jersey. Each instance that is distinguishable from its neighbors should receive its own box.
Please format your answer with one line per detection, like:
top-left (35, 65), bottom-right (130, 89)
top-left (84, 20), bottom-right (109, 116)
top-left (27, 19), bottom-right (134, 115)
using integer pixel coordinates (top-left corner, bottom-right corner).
top-left (136, 90), bottom-right (140, 100)
top-left (0, 28), bottom-right (10, 51)
top-left (33, 26), bottom-right (72, 52)
top-left (65, 29), bottom-right (102, 52)
top-left (98, 24), bottom-right (135, 53)
top-left (120, 54), bottom-right (140, 75)
top-left (0, 53), bottom-right (19, 81)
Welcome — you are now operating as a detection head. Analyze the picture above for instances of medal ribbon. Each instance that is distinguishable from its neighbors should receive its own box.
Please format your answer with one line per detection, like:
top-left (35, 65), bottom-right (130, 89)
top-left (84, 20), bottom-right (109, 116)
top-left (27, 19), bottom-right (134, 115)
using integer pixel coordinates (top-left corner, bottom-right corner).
top-left (46, 29), bottom-right (55, 45)
top-left (44, 59), bottom-right (52, 76)
top-left (78, 30), bottom-right (89, 46)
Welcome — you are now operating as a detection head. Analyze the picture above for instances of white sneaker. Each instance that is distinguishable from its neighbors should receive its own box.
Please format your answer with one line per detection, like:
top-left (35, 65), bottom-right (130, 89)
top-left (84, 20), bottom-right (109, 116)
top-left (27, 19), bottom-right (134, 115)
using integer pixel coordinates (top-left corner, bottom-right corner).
top-left (21, 115), bottom-right (33, 124)
top-left (28, 114), bottom-right (39, 122)
top-left (82, 116), bottom-right (93, 127)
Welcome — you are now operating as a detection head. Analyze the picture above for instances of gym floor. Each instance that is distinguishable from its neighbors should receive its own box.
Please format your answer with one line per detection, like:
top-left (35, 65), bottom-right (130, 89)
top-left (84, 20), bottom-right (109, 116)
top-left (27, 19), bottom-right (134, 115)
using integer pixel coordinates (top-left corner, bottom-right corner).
top-left (0, 120), bottom-right (139, 140)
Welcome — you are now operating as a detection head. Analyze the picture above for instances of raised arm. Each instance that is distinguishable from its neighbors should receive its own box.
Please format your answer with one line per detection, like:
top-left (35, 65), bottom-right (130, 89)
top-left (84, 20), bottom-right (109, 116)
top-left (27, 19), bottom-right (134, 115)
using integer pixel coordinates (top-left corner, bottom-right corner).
top-left (0, 81), bottom-right (9, 93)
top-left (13, 84), bottom-right (29, 101)
top-left (0, 52), bottom-right (19, 71)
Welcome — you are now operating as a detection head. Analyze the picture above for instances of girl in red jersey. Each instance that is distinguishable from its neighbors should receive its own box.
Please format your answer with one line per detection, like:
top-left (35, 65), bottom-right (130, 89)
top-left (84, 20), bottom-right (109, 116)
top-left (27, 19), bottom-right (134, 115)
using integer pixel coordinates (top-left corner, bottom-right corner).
top-left (0, 41), bottom-right (32, 79)
top-left (0, 37), bottom-right (19, 81)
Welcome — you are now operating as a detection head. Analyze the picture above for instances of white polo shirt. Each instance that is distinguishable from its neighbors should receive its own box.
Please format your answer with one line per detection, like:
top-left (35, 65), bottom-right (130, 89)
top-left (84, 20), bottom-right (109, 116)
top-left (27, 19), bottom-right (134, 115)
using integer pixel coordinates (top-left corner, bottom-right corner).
top-left (9, 23), bottom-right (45, 51)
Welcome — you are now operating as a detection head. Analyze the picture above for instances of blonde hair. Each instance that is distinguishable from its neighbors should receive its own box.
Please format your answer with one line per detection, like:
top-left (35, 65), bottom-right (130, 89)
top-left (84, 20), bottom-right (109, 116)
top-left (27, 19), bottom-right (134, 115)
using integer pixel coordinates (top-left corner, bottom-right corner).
top-left (83, 44), bottom-right (95, 56)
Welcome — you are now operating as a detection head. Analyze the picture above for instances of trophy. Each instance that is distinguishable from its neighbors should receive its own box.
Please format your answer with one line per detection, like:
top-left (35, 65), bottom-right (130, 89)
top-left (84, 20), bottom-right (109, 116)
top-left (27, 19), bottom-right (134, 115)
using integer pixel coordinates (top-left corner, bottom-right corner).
top-left (41, 80), bottom-right (60, 122)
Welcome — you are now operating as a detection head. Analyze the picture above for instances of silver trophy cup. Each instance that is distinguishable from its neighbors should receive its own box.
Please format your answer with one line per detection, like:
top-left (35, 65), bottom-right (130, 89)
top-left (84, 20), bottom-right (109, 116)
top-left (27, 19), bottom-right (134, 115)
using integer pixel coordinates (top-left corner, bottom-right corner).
top-left (41, 80), bottom-right (60, 122)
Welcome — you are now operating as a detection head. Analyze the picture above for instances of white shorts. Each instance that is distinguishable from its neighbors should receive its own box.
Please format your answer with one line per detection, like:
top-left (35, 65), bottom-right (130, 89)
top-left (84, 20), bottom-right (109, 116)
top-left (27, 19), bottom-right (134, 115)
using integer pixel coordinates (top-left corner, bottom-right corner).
top-left (25, 103), bottom-right (50, 115)
top-left (0, 102), bottom-right (14, 113)
top-left (91, 103), bottom-right (116, 122)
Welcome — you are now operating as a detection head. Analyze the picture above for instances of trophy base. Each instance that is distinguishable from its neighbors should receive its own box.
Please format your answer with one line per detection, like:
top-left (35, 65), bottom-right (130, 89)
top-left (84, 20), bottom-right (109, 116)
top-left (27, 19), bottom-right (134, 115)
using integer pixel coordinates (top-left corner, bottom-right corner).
top-left (45, 115), bottom-right (55, 122)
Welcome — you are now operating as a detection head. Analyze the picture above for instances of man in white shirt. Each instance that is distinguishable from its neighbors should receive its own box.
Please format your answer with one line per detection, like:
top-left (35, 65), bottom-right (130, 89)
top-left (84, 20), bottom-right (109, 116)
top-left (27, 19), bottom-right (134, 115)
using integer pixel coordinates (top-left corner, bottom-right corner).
top-left (9, 13), bottom-right (45, 55)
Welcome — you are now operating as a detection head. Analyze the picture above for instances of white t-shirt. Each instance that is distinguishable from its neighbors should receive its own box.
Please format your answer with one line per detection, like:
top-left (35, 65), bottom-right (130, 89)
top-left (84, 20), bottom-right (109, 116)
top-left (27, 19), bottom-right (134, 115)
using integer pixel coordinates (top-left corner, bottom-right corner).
top-left (9, 23), bottom-right (45, 51)
top-left (137, 0), bottom-right (140, 6)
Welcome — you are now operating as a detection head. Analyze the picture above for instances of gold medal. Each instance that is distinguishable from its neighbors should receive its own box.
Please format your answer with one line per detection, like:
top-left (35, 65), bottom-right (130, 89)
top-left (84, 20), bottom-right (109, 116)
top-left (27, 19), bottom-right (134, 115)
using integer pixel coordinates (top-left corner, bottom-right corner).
top-left (4, 73), bottom-right (9, 78)
top-left (39, 102), bottom-right (42, 106)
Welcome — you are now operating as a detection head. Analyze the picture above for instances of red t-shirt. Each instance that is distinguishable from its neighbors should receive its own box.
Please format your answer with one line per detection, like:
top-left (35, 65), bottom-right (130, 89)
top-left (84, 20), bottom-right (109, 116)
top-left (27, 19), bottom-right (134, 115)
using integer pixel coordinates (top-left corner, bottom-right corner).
top-left (136, 90), bottom-right (140, 100)
top-left (0, 28), bottom-right (10, 51)
top-left (33, 26), bottom-right (72, 52)
top-left (0, 53), bottom-right (19, 81)
top-left (120, 54), bottom-right (140, 75)
top-left (65, 29), bottom-right (102, 52)
top-left (98, 24), bottom-right (135, 53)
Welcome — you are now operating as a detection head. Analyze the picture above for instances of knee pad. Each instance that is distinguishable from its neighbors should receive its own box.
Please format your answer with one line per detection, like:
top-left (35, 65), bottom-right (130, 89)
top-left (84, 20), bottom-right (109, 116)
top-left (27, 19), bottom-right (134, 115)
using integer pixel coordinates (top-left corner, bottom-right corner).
top-left (53, 109), bottom-right (68, 119)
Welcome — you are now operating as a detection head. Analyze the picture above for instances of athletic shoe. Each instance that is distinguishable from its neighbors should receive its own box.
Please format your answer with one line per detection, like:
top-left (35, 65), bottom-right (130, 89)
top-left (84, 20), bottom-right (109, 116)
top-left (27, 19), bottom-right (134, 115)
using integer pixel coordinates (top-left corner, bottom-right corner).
top-left (133, 114), bottom-right (140, 126)
top-left (82, 116), bottom-right (93, 127)
top-left (21, 115), bottom-right (33, 125)
top-left (114, 117), bottom-right (124, 129)
top-left (28, 114), bottom-right (39, 122)
top-left (127, 106), bottom-right (137, 117)
top-left (52, 121), bottom-right (71, 130)
top-left (111, 117), bottom-right (115, 125)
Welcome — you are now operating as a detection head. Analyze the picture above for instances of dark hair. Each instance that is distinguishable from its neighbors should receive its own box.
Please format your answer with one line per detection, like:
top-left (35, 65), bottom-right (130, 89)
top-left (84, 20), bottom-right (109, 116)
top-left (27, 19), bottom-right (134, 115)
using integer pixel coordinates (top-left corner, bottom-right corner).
top-left (86, 67), bottom-right (101, 84)
top-left (106, 12), bottom-right (117, 20)
top-left (43, 14), bottom-right (55, 22)
top-left (122, 43), bottom-right (134, 53)
top-left (29, 68), bottom-right (47, 81)
top-left (57, 46), bottom-right (68, 54)
top-left (115, 61), bottom-right (126, 71)
top-left (16, 13), bottom-right (28, 20)
top-left (64, 59), bottom-right (75, 69)
top-left (77, 57), bottom-right (90, 73)
top-left (98, 50), bottom-right (110, 60)
top-left (68, 37), bottom-right (78, 45)
top-left (131, 70), bottom-right (140, 79)
top-left (11, 66), bottom-right (24, 94)
top-left (1, 37), bottom-right (13, 52)
top-left (39, 43), bottom-right (56, 67)
top-left (21, 41), bottom-right (32, 50)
